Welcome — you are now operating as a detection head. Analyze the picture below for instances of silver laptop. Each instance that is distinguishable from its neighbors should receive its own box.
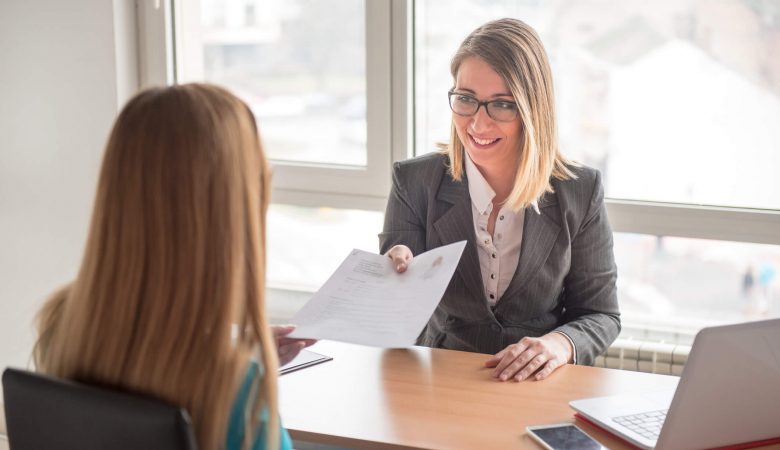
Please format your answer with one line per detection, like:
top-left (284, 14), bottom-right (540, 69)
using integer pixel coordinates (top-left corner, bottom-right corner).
top-left (570, 318), bottom-right (780, 450)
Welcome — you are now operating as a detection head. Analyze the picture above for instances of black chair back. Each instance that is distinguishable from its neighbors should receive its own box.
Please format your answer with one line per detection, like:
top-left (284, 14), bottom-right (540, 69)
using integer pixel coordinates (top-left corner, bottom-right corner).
top-left (2, 368), bottom-right (197, 450)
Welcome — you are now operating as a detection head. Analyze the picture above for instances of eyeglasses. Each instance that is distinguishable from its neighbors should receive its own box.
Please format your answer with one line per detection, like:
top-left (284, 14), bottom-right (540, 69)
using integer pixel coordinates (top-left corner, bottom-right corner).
top-left (448, 90), bottom-right (519, 122)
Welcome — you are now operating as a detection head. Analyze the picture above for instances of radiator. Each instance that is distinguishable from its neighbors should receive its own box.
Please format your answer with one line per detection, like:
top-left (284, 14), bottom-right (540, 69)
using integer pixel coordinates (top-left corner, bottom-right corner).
top-left (594, 338), bottom-right (691, 375)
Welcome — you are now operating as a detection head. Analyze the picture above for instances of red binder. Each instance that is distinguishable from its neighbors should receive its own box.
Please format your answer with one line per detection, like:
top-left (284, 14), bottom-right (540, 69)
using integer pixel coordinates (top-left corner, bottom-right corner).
top-left (574, 413), bottom-right (780, 450)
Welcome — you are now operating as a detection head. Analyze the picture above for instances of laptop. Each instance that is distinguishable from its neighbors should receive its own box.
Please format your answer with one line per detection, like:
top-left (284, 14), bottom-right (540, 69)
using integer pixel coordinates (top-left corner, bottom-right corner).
top-left (570, 318), bottom-right (780, 450)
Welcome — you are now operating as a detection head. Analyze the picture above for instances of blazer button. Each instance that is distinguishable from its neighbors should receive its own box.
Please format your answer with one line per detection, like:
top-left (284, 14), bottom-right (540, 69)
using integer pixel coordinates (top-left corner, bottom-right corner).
top-left (491, 324), bottom-right (501, 332)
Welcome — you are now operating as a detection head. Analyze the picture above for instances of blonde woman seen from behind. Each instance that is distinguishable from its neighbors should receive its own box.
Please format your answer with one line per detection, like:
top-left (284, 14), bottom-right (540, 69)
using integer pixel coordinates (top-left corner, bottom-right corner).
top-left (33, 83), bottom-right (314, 450)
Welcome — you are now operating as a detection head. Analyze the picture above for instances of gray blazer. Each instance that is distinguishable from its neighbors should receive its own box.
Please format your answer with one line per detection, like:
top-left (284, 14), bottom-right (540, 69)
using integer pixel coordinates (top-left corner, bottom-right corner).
top-left (379, 153), bottom-right (620, 364)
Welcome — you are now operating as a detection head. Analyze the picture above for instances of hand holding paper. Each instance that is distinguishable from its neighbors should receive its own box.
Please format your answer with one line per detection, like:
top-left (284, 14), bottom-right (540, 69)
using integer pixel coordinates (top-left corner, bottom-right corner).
top-left (272, 325), bottom-right (317, 366)
top-left (288, 241), bottom-right (466, 347)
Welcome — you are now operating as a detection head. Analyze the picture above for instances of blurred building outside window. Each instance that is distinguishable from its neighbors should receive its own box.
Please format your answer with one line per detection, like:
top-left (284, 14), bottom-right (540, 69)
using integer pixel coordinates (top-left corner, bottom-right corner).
top-left (168, 0), bottom-right (780, 334)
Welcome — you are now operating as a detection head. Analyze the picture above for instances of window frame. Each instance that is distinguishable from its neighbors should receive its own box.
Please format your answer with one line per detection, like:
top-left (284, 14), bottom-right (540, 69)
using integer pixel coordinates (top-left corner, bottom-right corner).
top-left (136, 0), bottom-right (780, 245)
top-left (138, 0), bottom-right (411, 211)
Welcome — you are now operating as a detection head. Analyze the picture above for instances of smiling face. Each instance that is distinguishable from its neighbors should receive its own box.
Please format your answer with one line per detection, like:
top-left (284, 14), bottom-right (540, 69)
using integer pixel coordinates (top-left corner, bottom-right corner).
top-left (452, 56), bottom-right (522, 177)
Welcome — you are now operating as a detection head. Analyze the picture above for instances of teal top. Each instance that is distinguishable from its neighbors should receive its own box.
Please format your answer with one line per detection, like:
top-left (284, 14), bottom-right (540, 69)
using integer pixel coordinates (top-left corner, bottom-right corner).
top-left (225, 360), bottom-right (292, 450)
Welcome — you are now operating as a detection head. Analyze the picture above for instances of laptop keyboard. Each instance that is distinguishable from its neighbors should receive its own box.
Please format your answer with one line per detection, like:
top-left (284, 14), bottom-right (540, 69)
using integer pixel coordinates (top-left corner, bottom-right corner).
top-left (612, 409), bottom-right (668, 440)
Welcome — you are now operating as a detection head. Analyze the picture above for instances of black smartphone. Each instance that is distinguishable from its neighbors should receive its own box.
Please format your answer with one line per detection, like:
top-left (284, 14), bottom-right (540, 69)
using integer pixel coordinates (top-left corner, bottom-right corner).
top-left (526, 423), bottom-right (607, 450)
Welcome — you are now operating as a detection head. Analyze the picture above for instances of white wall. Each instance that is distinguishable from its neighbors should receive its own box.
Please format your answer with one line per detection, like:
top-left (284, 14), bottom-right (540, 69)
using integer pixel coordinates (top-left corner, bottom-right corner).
top-left (0, 0), bottom-right (126, 375)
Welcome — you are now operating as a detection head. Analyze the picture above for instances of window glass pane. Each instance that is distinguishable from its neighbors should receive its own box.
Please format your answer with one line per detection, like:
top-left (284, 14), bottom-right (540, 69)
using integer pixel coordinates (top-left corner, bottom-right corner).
top-left (415, 0), bottom-right (780, 209)
top-left (615, 232), bottom-right (780, 330)
top-left (267, 204), bottom-right (383, 290)
top-left (182, 0), bottom-right (366, 166)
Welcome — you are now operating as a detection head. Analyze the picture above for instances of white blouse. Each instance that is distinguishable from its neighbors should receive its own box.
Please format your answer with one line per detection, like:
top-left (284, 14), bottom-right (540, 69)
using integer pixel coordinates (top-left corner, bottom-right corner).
top-left (465, 154), bottom-right (577, 363)
top-left (464, 154), bottom-right (532, 306)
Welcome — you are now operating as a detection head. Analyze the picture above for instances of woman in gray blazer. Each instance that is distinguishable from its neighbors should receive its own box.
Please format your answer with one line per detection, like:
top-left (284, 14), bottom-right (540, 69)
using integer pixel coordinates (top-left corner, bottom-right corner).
top-left (380, 18), bottom-right (620, 382)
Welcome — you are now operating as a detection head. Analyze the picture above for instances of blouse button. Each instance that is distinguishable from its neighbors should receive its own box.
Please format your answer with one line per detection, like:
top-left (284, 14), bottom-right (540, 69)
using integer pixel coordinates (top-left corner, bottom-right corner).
top-left (489, 293), bottom-right (495, 300)
top-left (490, 273), bottom-right (495, 279)
top-left (491, 253), bottom-right (496, 259)
top-left (499, 215), bottom-right (504, 220)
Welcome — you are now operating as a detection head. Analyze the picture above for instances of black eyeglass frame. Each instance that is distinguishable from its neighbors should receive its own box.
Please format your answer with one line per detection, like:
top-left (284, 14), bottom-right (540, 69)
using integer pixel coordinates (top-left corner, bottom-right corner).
top-left (447, 90), bottom-right (520, 122)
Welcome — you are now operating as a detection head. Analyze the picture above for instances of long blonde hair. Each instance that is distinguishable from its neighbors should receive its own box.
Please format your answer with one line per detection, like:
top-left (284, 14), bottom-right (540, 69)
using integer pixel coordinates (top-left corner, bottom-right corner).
top-left (446, 18), bottom-right (577, 210)
top-left (33, 83), bottom-right (279, 450)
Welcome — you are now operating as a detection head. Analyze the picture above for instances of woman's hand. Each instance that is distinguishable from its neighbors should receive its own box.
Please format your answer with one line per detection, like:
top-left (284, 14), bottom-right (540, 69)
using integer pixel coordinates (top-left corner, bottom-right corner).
top-left (272, 325), bottom-right (317, 367)
top-left (484, 332), bottom-right (573, 381)
top-left (385, 244), bottom-right (414, 273)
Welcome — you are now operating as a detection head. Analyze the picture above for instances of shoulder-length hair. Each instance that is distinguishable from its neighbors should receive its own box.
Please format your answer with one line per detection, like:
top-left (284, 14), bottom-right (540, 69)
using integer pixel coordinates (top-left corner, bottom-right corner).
top-left (445, 18), bottom-right (577, 210)
top-left (33, 83), bottom-right (279, 450)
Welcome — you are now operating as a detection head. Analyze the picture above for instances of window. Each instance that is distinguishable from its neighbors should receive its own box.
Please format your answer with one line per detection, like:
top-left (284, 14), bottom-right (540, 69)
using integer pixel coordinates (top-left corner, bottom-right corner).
top-left (267, 205), bottom-right (383, 291)
top-left (415, 0), bottom-right (780, 330)
top-left (137, 0), bottom-right (409, 291)
top-left (168, 0), bottom-right (407, 210)
top-left (140, 0), bottom-right (779, 330)
top-left (416, 0), bottom-right (780, 207)
top-left (615, 233), bottom-right (780, 326)
top-left (182, 0), bottom-right (367, 166)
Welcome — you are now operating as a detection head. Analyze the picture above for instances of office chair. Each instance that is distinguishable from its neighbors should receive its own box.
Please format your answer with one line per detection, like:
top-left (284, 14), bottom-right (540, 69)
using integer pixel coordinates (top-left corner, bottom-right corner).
top-left (2, 367), bottom-right (198, 450)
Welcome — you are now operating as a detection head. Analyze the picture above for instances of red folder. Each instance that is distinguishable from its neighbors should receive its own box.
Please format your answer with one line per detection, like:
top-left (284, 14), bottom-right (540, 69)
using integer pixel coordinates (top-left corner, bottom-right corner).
top-left (574, 413), bottom-right (780, 450)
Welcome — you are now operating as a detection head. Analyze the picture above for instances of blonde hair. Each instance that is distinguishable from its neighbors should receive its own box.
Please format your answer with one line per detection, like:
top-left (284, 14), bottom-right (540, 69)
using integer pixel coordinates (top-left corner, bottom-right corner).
top-left (33, 83), bottom-right (279, 450)
top-left (445, 18), bottom-right (577, 210)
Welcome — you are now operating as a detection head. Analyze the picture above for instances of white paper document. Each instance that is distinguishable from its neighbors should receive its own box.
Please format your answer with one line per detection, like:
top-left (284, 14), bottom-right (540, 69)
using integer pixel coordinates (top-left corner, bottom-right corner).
top-left (288, 241), bottom-right (467, 348)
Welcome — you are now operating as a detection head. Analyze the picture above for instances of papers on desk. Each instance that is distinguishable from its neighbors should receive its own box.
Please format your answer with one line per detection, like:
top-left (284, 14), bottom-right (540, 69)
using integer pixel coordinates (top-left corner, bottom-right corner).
top-left (279, 349), bottom-right (332, 375)
top-left (288, 241), bottom-right (466, 348)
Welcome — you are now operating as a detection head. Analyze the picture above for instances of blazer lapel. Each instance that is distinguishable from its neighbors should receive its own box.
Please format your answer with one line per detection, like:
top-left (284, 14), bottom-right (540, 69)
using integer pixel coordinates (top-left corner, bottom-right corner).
top-left (499, 193), bottom-right (561, 303)
top-left (432, 176), bottom-right (486, 304)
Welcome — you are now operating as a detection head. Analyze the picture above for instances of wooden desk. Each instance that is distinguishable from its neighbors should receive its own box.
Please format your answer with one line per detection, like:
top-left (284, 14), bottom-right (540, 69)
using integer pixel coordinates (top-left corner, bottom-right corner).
top-left (279, 341), bottom-right (778, 449)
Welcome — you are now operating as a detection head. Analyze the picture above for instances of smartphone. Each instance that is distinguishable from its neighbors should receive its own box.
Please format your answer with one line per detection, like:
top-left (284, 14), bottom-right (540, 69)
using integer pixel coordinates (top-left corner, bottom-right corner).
top-left (526, 423), bottom-right (607, 450)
